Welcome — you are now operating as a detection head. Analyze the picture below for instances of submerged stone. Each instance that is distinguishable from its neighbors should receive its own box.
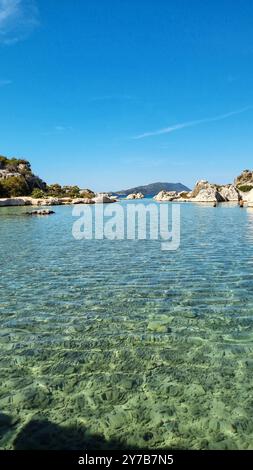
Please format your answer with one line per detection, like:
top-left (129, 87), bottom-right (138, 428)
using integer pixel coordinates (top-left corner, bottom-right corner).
top-left (147, 321), bottom-right (171, 333)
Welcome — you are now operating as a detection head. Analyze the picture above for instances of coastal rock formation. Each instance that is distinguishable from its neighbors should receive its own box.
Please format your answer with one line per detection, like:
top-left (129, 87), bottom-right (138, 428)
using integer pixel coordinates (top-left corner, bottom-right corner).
top-left (0, 197), bottom-right (62, 206)
top-left (93, 194), bottom-right (117, 203)
top-left (0, 196), bottom-right (100, 207)
top-left (189, 180), bottom-right (240, 203)
top-left (219, 185), bottom-right (240, 202)
top-left (79, 189), bottom-right (95, 198)
top-left (72, 198), bottom-right (95, 204)
top-left (33, 197), bottom-right (62, 206)
top-left (126, 192), bottom-right (144, 200)
top-left (234, 169), bottom-right (253, 188)
top-left (178, 191), bottom-right (190, 199)
top-left (154, 190), bottom-right (192, 202)
top-left (0, 198), bottom-right (31, 206)
top-left (194, 188), bottom-right (225, 203)
top-left (154, 190), bottom-right (178, 201)
top-left (57, 197), bottom-right (73, 204)
top-left (189, 180), bottom-right (210, 198)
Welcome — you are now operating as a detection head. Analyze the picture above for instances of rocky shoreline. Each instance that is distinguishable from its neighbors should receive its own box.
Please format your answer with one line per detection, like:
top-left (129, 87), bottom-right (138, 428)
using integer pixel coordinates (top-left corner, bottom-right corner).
top-left (0, 194), bottom-right (117, 207)
top-left (153, 178), bottom-right (253, 206)
top-left (2, 168), bottom-right (253, 207)
top-left (1, 184), bottom-right (253, 207)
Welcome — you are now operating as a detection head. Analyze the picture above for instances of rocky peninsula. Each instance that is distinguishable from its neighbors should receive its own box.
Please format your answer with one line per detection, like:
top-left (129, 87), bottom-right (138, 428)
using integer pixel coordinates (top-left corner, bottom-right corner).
top-left (0, 155), bottom-right (117, 207)
top-left (154, 170), bottom-right (253, 206)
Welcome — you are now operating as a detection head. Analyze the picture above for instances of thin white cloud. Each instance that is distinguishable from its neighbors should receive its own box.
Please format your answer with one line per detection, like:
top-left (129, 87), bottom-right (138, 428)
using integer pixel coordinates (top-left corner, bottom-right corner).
top-left (42, 125), bottom-right (73, 136)
top-left (134, 106), bottom-right (252, 139)
top-left (55, 125), bottom-right (73, 132)
top-left (55, 125), bottom-right (66, 132)
top-left (0, 78), bottom-right (12, 86)
top-left (89, 94), bottom-right (134, 102)
top-left (0, 0), bottom-right (39, 45)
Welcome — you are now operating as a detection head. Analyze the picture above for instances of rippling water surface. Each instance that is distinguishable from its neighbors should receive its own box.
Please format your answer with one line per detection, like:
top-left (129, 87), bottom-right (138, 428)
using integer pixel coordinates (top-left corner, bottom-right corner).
top-left (1, 201), bottom-right (253, 450)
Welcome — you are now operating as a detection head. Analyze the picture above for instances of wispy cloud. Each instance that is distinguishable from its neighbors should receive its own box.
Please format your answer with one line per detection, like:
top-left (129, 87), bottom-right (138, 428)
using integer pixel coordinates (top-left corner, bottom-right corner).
top-left (89, 94), bottom-right (134, 103)
top-left (0, 0), bottom-right (39, 45)
top-left (134, 106), bottom-right (252, 139)
top-left (42, 125), bottom-right (73, 137)
top-left (227, 74), bottom-right (238, 83)
top-left (0, 78), bottom-right (12, 86)
top-left (55, 125), bottom-right (66, 132)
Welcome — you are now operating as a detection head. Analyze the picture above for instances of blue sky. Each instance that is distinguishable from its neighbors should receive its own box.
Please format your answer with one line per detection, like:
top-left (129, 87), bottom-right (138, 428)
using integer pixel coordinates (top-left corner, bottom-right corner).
top-left (0, 0), bottom-right (253, 191)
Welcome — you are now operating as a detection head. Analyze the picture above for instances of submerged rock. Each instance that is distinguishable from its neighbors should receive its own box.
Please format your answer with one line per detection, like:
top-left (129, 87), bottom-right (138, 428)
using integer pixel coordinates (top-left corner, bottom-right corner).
top-left (28, 209), bottom-right (55, 216)
top-left (147, 321), bottom-right (171, 333)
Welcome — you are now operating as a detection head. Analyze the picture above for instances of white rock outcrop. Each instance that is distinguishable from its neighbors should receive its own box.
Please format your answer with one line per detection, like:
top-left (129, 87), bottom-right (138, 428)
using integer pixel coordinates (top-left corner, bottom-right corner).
top-left (93, 194), bottom-right (117, 203)
top-left (0, 196), bottom-right (98, 207)
top-left (154, 191), bottom-right (178, 201)
top-left (0, 198), bottom-right (30, 206)
top-left (219, 185), bottom-right (240, 202)
top-left (126, 192), bottom-right (144, 200)
top-left (190, 180), bottom-right (209, 198)
top-left (72, 198), bottom-right (95, 204)
top-left (194, 188), bottom-right (225, 203)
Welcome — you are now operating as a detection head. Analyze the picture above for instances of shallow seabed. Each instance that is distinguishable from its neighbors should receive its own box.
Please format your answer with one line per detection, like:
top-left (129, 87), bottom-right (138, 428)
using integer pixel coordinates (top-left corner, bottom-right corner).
top-left (1, 201), bottom-right (253, 450)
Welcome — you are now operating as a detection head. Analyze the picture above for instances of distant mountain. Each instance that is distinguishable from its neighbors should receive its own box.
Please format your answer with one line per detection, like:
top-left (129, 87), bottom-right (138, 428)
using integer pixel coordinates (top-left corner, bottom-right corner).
top-left (112, 182), bottom-right (191, 196)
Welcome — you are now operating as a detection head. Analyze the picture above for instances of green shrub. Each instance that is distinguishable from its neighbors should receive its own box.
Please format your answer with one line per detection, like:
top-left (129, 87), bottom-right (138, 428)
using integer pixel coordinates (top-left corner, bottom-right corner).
top-left (0, 156), bottom-right (31, 172)
top-left (0, 176), bottom-right (30, 197)
top-left (80, 190), bottom-right (95, 199)
top-left (46, 184), bottom-right (64, 197)
top-left (237, 185), bottom-right (253, 193)
top-left (0, 156), bottom-right (8, 169)
top-left (31, 189), bottom-right (46, 198)
top-left (180, 191), bottom-right (189, 199)
top-left (0, 180), bottom-right (7, 197)
top-left (62, 185), bottom-right (80, 198)
top-left (46, 184), bottom-right (82, 198)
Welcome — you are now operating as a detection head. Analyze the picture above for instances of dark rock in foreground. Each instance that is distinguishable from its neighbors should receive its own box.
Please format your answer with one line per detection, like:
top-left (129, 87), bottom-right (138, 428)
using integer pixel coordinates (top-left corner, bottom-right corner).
top-left (27, 209), bottom-right (55, 216)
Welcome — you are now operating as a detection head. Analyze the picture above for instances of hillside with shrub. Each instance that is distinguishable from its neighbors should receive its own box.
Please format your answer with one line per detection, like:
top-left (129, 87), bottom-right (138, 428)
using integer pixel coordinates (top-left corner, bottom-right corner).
top-left (0, 156), bottom-right (46, 197)
top-left (0, 155), bottom-right (94, 199)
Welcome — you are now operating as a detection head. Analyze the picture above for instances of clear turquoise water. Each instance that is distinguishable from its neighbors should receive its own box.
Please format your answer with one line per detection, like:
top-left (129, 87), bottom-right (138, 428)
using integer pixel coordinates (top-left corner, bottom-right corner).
top-left (1, 201), bottom-right (253, 450)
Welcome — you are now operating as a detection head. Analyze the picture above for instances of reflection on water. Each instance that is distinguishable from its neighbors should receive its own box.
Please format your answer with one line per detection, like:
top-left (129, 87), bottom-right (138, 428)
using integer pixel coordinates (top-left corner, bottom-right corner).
top-left (1, 201), bottom-right (253, 450)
